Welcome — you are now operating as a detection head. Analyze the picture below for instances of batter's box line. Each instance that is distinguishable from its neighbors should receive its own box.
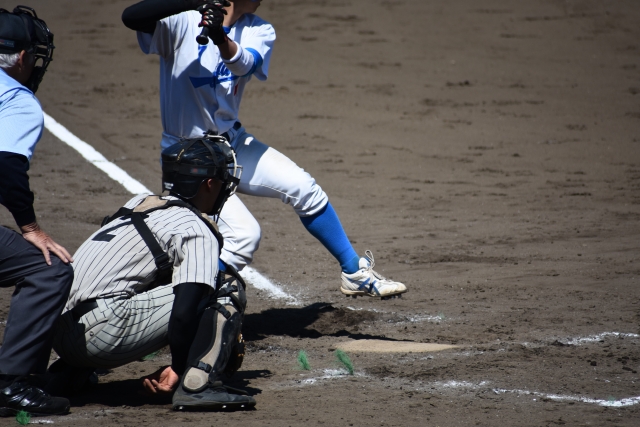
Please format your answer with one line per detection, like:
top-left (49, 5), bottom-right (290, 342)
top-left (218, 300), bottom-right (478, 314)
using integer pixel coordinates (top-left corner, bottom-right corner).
top-left (492, 388), bottom-right (640, 408)
top-left (559, 332), bottom-right (640, 346)
top-left (426, 380), bottom-right (640, 408)
top-left (242, 266), bottom-right (299, 305)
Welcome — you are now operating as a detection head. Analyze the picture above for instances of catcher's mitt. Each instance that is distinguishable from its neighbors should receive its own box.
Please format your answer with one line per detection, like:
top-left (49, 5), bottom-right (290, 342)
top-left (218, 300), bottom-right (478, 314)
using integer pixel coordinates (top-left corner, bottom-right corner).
top-left (224, 332), bottom-right (245, 377)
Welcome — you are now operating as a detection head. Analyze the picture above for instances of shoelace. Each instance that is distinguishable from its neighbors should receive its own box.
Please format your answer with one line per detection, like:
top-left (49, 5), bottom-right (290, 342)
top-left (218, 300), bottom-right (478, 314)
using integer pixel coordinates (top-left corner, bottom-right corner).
top-left (363, 250), bottom-right (388, 281)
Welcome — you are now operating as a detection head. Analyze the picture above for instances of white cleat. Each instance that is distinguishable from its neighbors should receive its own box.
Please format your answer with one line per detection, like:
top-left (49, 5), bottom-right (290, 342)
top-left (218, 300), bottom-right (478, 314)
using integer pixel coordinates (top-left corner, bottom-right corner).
top-left (340, 250), bottom-right (407, 298)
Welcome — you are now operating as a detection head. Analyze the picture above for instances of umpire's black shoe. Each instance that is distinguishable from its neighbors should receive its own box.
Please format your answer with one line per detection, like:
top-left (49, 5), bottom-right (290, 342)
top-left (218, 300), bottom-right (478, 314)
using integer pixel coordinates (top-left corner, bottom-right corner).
top-left (0, 377), bottom-right (70, 416)
top-left (172, 382), bottom-right (256, 411)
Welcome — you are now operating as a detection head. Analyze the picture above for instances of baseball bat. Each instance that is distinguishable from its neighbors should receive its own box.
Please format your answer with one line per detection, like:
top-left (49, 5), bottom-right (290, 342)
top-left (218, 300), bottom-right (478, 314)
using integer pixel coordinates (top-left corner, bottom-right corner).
top-left (196, 26), bottom-right (210, 45)
top-left (196, 0), bottom-right (233, 45)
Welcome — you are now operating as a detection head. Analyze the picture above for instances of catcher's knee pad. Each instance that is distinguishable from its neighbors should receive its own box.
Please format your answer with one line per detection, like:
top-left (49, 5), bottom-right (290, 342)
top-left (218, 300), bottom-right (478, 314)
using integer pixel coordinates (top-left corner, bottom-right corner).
top-left (217, 263), bottom-right (247, 312)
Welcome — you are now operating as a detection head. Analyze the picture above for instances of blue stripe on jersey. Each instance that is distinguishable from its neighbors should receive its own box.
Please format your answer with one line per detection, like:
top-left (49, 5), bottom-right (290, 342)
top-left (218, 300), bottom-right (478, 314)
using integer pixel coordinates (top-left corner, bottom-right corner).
top-left (190, 74), bottom-right (239, 89)
top-left (241, 48), bottom-right (263, 78)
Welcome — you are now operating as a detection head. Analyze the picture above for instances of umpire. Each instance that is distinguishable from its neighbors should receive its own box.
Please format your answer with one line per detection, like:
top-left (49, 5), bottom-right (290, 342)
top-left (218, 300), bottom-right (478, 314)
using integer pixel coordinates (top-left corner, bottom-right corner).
top-left (0, 6), bottom-right (73, 417)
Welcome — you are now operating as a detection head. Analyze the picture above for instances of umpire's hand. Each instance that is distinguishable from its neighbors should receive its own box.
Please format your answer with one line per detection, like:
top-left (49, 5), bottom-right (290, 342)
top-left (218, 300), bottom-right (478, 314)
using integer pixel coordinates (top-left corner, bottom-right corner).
top-left (20, 222), bottom-right (73, 265)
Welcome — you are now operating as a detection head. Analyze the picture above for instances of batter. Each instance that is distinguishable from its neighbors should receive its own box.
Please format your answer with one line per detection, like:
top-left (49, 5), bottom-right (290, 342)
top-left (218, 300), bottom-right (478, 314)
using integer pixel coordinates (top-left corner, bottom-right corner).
top-left (121, 0), bottom-right (407, 298)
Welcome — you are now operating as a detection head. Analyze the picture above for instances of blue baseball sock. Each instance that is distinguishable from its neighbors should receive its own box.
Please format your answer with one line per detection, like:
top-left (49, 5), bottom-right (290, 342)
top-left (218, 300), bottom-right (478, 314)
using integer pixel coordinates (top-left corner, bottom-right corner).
top-left (218, 259), bottom-right (227, 272)
top-left (299, 202), bottom-right (361, 274)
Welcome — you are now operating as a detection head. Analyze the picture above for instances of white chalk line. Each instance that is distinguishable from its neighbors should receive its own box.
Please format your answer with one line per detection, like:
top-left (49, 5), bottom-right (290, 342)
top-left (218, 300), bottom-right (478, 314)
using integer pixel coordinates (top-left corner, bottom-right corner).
top-left (289, 373), bottom-right (640, 408)
top-left (560, 332), bottom-right (640, 345)
top-left (296, 369), bottom-right (356, 385)
top-left (43, 113), bottom-right (151, 195)
top-left (43, 112), bottom-right (293, 302)
top-left (493, 388), bottom-right (640, 408)
top-left (242, 267), bottom-right (298, 304)
top-left (427, 380), bottom-right (640, 408)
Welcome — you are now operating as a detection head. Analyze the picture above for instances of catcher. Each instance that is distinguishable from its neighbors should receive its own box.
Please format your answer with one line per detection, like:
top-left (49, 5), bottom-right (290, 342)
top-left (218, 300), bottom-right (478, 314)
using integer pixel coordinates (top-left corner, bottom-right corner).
top-left (50, 136), bottom-right (255, 411)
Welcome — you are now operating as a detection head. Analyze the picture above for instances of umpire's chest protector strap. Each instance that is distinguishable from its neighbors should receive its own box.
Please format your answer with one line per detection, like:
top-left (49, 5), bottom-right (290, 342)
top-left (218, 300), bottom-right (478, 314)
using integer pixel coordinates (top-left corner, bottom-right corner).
top-left (101, 196), bottom-right (224, 282)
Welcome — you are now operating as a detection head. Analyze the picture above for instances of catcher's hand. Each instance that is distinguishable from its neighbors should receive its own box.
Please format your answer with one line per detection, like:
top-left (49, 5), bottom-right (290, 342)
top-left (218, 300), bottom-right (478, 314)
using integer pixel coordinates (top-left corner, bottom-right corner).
top-left (141, 365), bottom-right (179, 396)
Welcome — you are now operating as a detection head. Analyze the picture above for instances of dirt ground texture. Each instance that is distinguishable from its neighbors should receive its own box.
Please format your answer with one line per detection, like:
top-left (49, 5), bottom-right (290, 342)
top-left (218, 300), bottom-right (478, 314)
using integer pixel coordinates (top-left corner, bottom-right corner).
top-left (1, 0), bottom-right (640, 425)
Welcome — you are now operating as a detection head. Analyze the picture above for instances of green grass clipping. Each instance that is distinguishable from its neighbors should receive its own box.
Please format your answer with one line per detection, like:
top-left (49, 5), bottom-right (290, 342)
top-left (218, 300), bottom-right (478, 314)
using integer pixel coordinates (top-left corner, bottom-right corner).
top-left (16, 410), bottom-right (31, 426)
top-left (141, 350), bottom-right (160, 361)
top-left (335, 349), bottom-right (354, 375)
top-left (297, 350), bottom-right (311, 370)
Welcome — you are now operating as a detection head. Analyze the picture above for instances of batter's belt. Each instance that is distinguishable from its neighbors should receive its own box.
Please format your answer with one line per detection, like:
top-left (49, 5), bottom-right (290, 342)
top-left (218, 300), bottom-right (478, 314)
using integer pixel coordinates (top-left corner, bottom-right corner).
top-left (162, 122), bottom-right (242, 150)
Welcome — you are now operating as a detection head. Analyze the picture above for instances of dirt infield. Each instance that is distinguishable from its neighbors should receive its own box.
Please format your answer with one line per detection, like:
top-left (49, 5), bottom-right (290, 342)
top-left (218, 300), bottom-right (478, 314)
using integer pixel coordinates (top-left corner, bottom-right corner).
top-left (1, 0), bottom-right (640, 425)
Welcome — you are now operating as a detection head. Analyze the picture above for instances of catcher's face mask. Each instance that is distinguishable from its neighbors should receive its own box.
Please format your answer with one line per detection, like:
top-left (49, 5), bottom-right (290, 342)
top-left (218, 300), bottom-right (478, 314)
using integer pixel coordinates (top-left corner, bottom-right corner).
top-left (161, 135), bottom-right (242, 216)
top-left (0, 6), bottom-right (54, 93)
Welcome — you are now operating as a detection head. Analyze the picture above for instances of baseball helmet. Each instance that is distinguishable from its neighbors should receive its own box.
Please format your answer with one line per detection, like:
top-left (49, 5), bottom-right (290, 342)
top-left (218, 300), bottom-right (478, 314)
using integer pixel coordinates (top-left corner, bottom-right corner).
top-left (161, 134), bottom-right (242, 215)
top-left (0, 6), bottom-right (54, 93)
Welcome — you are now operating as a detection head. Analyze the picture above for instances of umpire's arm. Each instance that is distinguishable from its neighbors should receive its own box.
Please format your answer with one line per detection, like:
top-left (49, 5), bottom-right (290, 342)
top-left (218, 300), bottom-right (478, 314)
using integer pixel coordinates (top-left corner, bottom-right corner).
top-left (0, 152), bottom-right (72, 265)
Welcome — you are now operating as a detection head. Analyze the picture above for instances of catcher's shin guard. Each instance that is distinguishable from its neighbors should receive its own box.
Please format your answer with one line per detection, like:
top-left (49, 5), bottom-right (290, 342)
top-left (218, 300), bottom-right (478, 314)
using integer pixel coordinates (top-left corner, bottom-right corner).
top-left (182, 304), bottom-right (242, 392)
top-left (182, 266), bottom-right (247, 392)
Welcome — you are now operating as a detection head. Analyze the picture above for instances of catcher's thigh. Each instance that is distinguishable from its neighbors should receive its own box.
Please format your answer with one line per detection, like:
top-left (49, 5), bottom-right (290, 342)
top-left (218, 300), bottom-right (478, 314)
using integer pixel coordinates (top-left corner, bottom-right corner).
top-left (53, 285), bottom-right (175, 368)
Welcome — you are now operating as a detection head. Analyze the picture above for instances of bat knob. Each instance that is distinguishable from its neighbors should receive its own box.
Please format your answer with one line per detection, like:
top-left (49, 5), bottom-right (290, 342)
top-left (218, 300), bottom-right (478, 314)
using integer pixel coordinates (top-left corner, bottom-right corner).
top-left (197, 27), bottom-right (210, 45)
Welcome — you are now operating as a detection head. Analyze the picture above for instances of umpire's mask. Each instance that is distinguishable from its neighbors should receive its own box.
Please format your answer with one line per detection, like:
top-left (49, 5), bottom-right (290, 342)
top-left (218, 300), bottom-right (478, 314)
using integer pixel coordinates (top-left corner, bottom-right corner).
top-left (0, 6), bottom-right (54, 93)
top-left (161, 135), bottom-right (242, 216)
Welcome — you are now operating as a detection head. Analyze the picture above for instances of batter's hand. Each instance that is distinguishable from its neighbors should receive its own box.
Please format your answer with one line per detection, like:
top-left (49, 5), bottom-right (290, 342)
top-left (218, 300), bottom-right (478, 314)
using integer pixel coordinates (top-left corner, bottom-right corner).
top-left (198, 3), bottom-right (227, 29)
top-left (186, 0), bottom-right (230, 11)
top-left (20, 222), bottom-right (73, 265)
top-left (141, 365), bottom-right (179, 395)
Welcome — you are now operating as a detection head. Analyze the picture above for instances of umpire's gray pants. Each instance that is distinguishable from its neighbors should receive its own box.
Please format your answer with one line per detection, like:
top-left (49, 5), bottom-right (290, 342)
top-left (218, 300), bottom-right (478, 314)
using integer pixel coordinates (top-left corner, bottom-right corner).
top-left (52, 285), bottom-right (174, 369)
top-left (0, 227), bottom-right (73, 375)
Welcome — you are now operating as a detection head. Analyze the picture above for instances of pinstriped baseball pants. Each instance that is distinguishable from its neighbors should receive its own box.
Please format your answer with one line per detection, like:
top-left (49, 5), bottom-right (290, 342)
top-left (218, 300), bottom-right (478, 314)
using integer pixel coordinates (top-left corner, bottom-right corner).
top-left (52, 284), bottom-right (175, 369)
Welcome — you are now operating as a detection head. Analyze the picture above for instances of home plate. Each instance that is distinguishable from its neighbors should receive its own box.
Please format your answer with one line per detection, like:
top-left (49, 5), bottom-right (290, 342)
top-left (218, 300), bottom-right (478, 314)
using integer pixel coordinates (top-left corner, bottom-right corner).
top-left (335, 339), bottom-right (460, 353)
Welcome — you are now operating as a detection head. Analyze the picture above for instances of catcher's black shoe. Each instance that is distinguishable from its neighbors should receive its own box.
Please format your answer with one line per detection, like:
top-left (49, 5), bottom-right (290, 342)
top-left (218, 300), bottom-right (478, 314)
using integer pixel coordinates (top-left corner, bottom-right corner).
top-left (45, 359), bottom-right (97, 396)
top-left (0, 377), bottom-right (70, 416)
top-left (172, 382), bottom-right (255, 412)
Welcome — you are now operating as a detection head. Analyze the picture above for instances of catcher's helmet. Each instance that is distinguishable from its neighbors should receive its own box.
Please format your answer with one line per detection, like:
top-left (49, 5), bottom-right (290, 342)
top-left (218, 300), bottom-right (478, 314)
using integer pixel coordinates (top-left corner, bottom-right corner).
top-left (161, 134), bottom-right (241, 215)
top-left (0, 6), bottom-right (54, 93)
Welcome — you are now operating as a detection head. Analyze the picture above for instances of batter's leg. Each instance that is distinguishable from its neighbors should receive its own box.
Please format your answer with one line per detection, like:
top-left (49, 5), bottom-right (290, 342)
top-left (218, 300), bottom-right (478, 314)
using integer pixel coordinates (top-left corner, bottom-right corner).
top-left (230, 130), bottom-right (407, 298)
top-left (216, 194), bottom-right (261, 272)
top-left (230, 131), bottom-right (360, 271)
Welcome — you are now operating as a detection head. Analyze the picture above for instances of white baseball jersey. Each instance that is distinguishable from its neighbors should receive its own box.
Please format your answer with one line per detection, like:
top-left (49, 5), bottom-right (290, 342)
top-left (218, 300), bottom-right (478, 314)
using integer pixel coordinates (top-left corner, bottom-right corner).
top-left (66, 194), bottom-right (219, 311)
top-left (136, 11), bottom-right (275, 142)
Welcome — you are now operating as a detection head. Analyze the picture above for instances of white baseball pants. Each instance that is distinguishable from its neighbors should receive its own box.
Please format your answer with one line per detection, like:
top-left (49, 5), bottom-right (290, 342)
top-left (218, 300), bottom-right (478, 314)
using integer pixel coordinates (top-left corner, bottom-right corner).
top-left (216, 127), bottom-right (328, 270)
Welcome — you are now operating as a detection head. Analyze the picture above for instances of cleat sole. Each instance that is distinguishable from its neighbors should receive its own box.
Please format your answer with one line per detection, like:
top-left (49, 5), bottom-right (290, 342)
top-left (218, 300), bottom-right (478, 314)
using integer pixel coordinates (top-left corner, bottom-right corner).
top-left (341, 286), bottom-right (408, 299)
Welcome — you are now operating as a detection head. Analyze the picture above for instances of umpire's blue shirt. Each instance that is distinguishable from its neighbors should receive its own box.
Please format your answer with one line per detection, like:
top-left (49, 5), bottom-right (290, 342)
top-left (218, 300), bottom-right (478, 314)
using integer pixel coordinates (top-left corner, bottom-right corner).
top-left (0, 68), bottom-right (44, 226)
top-left (0, 68), bottom-right (43, 160)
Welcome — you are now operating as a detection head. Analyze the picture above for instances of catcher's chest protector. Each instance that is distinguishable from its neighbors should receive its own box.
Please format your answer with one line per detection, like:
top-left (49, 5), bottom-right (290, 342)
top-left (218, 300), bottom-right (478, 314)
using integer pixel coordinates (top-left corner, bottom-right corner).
top-left (101, 196), bottom-right (224, 283)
